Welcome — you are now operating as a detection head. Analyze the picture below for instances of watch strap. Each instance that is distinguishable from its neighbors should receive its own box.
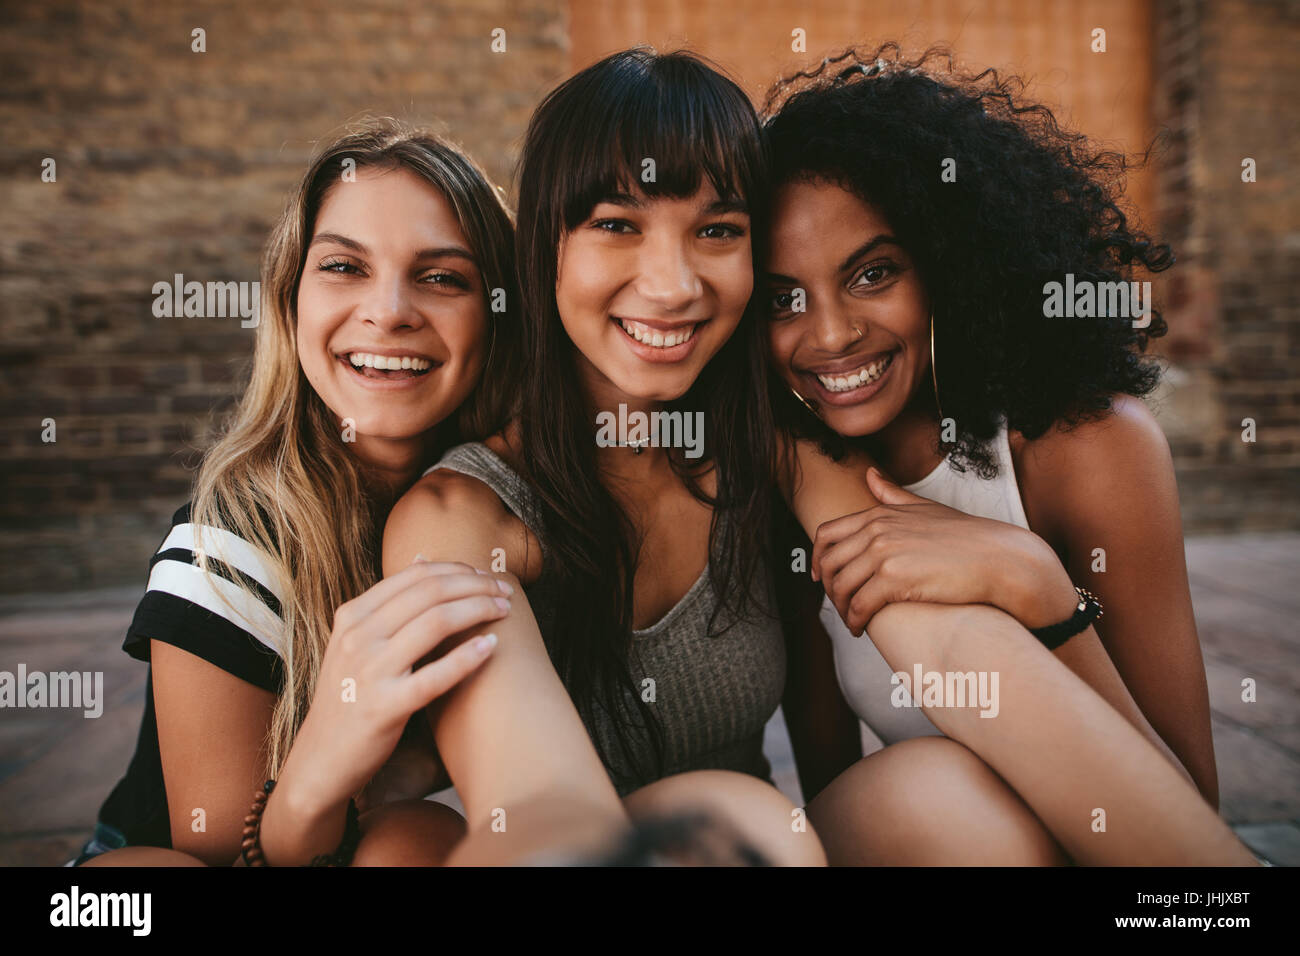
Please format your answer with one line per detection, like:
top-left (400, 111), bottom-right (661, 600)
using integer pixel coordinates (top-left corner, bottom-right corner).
top-left (1029, 586), bottom-right (1104, 650)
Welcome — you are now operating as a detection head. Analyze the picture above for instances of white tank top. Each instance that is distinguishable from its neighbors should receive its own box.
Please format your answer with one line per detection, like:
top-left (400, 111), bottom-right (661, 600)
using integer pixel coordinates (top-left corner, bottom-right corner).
top-left (823, 420), bottom-right (1030, 744)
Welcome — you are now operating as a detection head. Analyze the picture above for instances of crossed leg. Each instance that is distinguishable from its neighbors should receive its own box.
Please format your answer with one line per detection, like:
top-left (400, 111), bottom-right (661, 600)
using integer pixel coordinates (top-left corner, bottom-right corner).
top-left (808, 736), bottom-right (1066, 865)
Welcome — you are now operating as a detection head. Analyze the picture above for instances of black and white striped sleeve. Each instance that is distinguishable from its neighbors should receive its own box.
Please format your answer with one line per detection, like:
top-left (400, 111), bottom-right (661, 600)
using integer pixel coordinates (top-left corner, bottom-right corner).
top-left (122, 505), bottom-right (286, 693)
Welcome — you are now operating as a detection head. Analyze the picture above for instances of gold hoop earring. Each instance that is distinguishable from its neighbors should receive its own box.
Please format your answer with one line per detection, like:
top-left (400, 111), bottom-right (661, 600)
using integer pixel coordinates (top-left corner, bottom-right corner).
top-left (929, 313), bottom-right (944, 422)
top-left (482, 296), bottom-right (501, 375)
top-left (790, 386), bottom-right (820, 419)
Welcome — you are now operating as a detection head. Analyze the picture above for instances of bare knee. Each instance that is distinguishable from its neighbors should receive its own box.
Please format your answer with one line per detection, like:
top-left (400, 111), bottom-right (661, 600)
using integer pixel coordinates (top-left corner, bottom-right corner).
top-left (352, 798), bottom-right (466, 866)
top-left (624, 770), bottom-right (826, 867)
top-left (809, 736), bottom-right (1066, 866)
top-left (79, 846), bottom-right (208, 867)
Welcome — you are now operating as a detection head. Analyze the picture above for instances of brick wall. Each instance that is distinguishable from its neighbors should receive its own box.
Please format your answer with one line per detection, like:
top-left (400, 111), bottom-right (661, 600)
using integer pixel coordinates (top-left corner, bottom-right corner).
top-left (569, 0), bottom-right (1300, 533)
top-left (1, 0), bottom-right (1296, 595)
top-left (571, 0), bottom-right (1160, 252)
top-left (0, 0), bottom-right (566, 593)
top-left (1149, 0), bottom-right (1300, 531)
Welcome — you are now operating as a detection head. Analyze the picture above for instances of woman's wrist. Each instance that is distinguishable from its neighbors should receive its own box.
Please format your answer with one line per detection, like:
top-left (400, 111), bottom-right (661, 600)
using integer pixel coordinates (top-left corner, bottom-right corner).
top-left (999, 537), bottom-right (1081, 631)
top-left (1016, 581), bottom-right (1087, 632)
top-left (257, 761), bottom-right (353, 867)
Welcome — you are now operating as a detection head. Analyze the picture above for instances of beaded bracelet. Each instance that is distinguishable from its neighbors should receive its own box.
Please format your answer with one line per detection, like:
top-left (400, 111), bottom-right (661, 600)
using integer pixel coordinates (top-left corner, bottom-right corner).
top-left (240, 779), bottom-right (361, 867)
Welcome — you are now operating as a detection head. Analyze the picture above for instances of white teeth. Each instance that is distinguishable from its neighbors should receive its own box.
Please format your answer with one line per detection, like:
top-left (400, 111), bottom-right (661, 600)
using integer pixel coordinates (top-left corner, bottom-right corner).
top-left (347, 352), bottom-right (433, 371)
top-left (815, 353), bottom-right (894, 392)
top-left (617, 317), bottom-right (698, 349)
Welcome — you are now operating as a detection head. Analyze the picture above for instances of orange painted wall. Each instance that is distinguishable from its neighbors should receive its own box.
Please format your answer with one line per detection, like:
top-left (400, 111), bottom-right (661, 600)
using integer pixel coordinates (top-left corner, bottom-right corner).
top-left (567, 0), bottom-right (1155, 226)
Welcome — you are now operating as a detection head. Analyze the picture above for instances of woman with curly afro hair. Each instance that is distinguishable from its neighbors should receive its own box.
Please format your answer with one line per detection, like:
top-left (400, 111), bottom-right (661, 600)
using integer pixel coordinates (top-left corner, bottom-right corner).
top-left (762, 43), bottom-right (1244, 864)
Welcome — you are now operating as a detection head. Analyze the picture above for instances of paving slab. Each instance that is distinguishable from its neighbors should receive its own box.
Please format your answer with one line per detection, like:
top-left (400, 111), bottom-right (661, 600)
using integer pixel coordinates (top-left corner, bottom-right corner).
top-left (1232, 822), bottom-right (1300, 867)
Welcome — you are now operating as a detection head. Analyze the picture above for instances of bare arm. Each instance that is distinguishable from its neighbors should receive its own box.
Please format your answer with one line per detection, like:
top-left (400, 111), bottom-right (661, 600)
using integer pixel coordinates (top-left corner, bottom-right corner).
top-left (800, 440), bottom-right (1194, 789)
top-left (382, 471), bottom-right (630, 861)
top-left (151, 642), bottom-right (275, 866)
top-left (787, 439), bottom-right (1251, 864)
top-left (867, 602), bottom-right (1251, 864)
top-left (1016, 396), bottom-right (1218, 805)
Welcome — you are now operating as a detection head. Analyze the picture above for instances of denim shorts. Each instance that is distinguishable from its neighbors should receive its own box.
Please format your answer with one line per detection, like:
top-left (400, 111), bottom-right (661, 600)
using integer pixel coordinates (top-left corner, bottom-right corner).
top-left (67, 822), bottom-right (128, 867)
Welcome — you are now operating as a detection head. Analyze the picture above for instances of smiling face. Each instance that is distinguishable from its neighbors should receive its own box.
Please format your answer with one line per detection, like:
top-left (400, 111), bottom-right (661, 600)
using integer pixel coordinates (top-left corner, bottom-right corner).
top-left (764, 179), bottom-right (931, 438)
top-left (295, 165), bottom-right (488, 454)
top-left (554, 183), bottom-right (754, 405)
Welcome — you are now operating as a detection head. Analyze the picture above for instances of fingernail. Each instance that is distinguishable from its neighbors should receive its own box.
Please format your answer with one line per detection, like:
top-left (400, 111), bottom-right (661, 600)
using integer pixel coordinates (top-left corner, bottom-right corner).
top-left (496, 579), bottom-right (514, 596)
top-left (493, 597), bottom-right (510, 612)
top-left (474, 633), bottom-right (498, 654)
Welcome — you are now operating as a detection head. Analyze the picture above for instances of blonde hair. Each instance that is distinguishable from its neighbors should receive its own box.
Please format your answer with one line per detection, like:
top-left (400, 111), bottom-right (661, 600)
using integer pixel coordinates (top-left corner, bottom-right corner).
top-left (191, 117), bottom-right (517, 776)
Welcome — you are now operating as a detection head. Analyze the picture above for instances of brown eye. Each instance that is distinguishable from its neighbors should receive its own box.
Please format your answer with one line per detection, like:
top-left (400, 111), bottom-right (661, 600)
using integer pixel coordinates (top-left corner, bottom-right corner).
top-left (852, 262), bottom-right (897, 289)
top-left (699, 223), bottom-right (744, 240)
top-left (769, 289), bottom-right (802, 319)
top-left (420, 272), bottom-right (470, 290)
top-left (319, 257), bottom-right (360, 274)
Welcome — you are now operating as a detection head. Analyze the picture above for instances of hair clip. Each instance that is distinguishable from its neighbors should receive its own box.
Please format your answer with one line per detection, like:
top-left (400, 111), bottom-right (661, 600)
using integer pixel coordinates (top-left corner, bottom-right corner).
top-left (838, 58), bottom-right (890, 83)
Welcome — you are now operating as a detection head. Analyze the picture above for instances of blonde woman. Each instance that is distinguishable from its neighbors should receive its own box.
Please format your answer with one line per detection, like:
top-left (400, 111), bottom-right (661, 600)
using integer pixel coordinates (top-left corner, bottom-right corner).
top-left (79, 119), bottom-right (520, 866)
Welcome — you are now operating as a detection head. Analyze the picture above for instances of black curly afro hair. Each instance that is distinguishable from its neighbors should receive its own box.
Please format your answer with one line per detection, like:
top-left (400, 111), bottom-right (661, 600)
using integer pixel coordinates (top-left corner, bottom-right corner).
top-left (761, 43), bottom-right (1174, 478)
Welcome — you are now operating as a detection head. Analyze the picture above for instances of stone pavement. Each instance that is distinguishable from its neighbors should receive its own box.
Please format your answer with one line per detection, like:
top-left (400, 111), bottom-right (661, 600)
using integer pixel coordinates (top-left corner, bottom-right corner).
top-left (1, 533), bottom-right (1297, 866)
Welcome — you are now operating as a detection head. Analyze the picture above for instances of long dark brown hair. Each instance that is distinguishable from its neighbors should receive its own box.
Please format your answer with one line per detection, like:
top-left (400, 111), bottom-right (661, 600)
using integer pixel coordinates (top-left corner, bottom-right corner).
top-left (513, 48), bottom-right (777, 788)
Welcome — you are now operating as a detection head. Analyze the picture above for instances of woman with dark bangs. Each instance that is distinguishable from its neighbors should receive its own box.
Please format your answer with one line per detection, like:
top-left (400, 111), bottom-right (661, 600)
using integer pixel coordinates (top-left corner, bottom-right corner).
top-left (384, 48), bottom-right (823, 865)
top-left (761, 45), bottom-right (1254, 864)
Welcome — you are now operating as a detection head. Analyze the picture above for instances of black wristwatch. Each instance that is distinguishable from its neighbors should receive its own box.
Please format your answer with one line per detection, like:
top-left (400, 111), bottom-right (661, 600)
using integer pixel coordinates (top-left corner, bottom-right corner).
top-left (1029, 586), bottom-right (1104, 650)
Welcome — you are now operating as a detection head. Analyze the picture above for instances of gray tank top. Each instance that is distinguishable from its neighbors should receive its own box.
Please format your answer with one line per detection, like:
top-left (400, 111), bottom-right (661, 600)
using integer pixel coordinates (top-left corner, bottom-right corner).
top-left (426, 442), bottom-right (786, 796)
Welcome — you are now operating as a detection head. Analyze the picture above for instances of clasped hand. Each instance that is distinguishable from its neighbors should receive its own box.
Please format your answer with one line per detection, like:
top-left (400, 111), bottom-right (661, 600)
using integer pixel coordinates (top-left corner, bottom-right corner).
top-left (812, 468), bottom-right (1075, 636)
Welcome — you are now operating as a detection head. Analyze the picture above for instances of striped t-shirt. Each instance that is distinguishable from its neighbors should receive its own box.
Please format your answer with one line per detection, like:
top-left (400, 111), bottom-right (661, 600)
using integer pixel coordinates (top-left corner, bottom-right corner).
top-left (121, 503), bottom-right (287, 690)
top-left (91, 503), bottom-right (287, 852)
